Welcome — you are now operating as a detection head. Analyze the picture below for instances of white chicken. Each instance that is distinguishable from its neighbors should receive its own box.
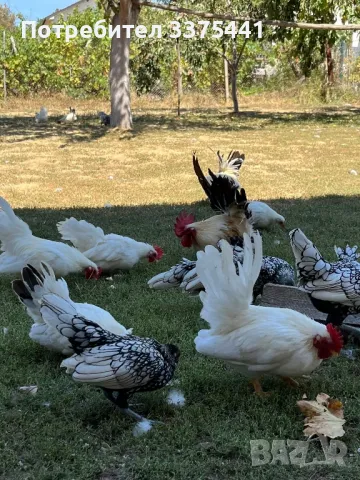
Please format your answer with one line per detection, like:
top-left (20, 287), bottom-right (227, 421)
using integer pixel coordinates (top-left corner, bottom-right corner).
top-left (12, 263), bottom-right (131, 355)
top-left (57, 217), bottom-right (163, 273)
top-left (58, 107), bottom-right (77, 123)
top-left (0, 197), bottom-right (100, 278)
top-left (35, 107), bottom-right (48, 124)
top-left (195, 231), bottom-right (343, 395)
top-left (247, 201), bottom-right (285, 230)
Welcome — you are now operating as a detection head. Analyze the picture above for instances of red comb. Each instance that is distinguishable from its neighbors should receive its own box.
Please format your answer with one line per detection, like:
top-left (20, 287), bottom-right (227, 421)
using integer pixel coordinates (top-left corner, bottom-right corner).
top-left (174, 211), bottom-right (196, 237)
top-left (85, 267), bottom-right (103, 280)
top-left (326, 324), bottom-right (344, 352)
top-left (154, 245), bottom-right (164, 260)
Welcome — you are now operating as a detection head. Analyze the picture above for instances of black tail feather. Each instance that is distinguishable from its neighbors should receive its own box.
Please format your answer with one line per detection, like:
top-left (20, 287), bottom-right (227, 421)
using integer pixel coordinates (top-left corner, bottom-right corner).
top-left (12, 279), bottom-right (32, 303)
top-left (21, 265), bottom-right (43, 292)
top-left (193, 153), bottom-right (247, 213)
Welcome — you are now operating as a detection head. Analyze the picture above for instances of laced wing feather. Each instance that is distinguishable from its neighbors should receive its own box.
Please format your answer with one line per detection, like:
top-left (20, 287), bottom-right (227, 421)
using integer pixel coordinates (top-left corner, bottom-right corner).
top-left (40, 294), bottom-right (122, 351)
top-left (61, 339), bottom-right (168, 390)
top-left (148, 259), bottom-right (195, 289)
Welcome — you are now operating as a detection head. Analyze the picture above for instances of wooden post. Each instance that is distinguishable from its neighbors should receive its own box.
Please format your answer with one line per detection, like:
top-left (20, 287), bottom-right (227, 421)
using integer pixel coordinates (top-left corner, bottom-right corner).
top-left (176, 37), bottom-right (182, 117)
top-left (224, 57), bottom-right (229, 103)
top-left (3, 30), bottom-right (6, 101)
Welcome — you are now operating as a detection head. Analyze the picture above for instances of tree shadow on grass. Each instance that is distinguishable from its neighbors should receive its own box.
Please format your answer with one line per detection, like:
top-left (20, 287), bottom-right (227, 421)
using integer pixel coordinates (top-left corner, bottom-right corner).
top-left (0, 114), bottom-right (110, 145)
top-left (130, 105), bottom-right (360, 137)
top-left (1, 105), bottom-right (360, 145)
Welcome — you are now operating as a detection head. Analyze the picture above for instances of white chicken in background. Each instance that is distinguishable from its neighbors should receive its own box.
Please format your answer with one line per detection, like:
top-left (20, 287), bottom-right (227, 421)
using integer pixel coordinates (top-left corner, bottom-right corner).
top-left (247, 201), bottom-right (285, 230)
top-left (0, 197), bottom-right (101, 278)
top-left (195, 231), bottom-right (343, 396)
top-left (58, 107), bottom-right (77, 123)
top-left (12, 263), bottom-right (131, 355)
top-left (35, 107), bottom-right (48, 124)
top-left (57, 217), bottom-right (164, 273)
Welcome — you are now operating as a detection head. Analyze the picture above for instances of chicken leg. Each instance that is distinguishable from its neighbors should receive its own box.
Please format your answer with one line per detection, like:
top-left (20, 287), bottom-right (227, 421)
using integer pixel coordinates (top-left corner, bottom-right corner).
top-left (281, 376), bottom-right (300, 388)
top-left (102, 388), bottom-right (164, 424)
top-left (250, 378), bottom-right (271, 397)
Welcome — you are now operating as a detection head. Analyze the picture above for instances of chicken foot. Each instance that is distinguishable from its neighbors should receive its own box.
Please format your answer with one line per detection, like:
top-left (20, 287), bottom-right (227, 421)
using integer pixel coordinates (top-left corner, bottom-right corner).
top-left (102, 388), bottom-right (164, 424)
top-left (250, 378), bottom-right (271, 397)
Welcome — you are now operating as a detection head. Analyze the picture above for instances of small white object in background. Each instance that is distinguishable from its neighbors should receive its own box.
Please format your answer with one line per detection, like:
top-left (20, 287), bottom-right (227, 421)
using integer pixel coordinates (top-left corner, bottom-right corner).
top-left (104, 203), bottom-right (113, 208)
top-left (133, 419), bottom-right (153, 437)
top-left (59, 107), bottom-right (77, 123)
top-left (341, 349), bottom-right (356, 360)
top-left (167, 389), bottom-right (186, 407)
top-left (349, 169), bottom-right (358, 176)
top-left (105, 277), bottom-right (114, 282)
top-left (35, 107), bottom-right (48, 124)
top-left (108, 176), bottom-right (114, 180)
top-left (42, 402), bottom-right (51, 407)
top-left (3, 327), bottom-right (8, 335)
top-left (109, 285), bottom-right (116, 289)
top-left (274, 239), bottom-right (281, 245)
top-left (54, 187), bottom-right (63, 193)
top-left (18, 385), bottom-right (38, 395)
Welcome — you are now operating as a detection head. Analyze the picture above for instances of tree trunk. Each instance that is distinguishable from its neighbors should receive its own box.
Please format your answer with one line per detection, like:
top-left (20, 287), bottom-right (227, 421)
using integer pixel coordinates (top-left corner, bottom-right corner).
top-left (224, 57), bottom-right (229, 103)
top-left (230, 37), bottom-right (241, 114)
top-left (109, 0), bottom-right (139, 129)
top-left (176, 37), bottom-right (182, 116)
top-left (230, 64), bottom-right (239, 113)
top-left (325, 41), bottom-right (335, 85)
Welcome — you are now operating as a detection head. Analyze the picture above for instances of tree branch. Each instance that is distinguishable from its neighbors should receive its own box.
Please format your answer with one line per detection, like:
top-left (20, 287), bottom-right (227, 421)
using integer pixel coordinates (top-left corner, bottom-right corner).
top-left (234, 38), bottom-right (248, 70)
top-left (213, 46), bottom-right (231, 65)
top-left (133, 0), bottom-right (360, 31)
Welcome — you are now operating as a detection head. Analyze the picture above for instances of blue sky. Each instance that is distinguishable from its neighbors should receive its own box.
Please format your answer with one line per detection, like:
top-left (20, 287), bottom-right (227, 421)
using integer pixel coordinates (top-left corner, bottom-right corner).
top-left (8, 0), bottom-right (72, 20)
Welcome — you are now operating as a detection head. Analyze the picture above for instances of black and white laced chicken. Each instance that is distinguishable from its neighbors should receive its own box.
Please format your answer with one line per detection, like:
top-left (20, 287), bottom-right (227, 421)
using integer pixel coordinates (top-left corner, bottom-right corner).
top-left (12, 262), bottom-right (131, 355)
top-left (19, 264), bottom-right (180, 423)
top-left (148, 237), bottom-right (295, 299)
top-left (290, 228), bottom-right (360, 326)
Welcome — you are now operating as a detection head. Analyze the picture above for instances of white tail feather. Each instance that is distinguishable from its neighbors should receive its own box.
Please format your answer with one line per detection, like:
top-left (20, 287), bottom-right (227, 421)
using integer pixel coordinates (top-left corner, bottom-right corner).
top-left (57, 217), bottom-right (105, 252)
top-left (197, 231), bottom-right (262, 334)
top-left (40, 294), bottom-right (78, 333)
top-left (0, 197), bottom-right (32, 253)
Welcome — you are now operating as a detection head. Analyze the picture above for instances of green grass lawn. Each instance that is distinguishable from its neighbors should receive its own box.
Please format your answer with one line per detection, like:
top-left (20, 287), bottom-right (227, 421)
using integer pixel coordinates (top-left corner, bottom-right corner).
top-left (1, 99), bottom-right (360, 479)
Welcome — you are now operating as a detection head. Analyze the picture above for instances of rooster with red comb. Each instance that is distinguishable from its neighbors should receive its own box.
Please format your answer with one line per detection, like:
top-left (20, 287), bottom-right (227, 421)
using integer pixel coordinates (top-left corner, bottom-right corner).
top-left (174, 154), bottom-right (251, 251)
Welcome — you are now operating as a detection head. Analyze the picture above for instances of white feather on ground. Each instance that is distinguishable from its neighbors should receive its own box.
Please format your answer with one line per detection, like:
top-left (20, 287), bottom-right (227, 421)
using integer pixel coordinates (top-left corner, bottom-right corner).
top-left (132, 419), bottom-right (154, 437)
top-left (167, 389), bottom-right (186, 407)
